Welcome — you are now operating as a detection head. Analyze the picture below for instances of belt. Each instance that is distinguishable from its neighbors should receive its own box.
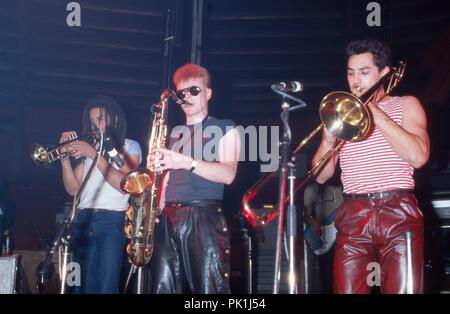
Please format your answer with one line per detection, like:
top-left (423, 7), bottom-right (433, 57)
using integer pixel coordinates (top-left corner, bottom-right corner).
top-left (343, 189), bottom-right (413, 200)
top-left (166, 199), bottom-right (223, 208)
top-left (79, 208), bottom-right (124, 213)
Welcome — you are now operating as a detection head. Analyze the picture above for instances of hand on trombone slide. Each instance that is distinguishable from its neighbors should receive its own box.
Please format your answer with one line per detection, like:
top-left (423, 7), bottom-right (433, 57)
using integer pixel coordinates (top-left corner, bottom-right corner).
top-left (322, 128), bottom-right (337, 145)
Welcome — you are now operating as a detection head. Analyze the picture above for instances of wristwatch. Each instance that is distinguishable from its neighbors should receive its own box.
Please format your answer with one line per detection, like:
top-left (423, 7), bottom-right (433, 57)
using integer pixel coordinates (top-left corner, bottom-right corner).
top-left (189, 159), bottom-right (199, 172)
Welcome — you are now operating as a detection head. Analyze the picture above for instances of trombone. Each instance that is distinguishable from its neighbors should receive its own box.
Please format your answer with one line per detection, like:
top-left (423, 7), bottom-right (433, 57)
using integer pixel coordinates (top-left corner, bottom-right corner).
top-left (30, 131), bottom-right (98, 166)
top-left (242, 61), bottom-right (406, 227)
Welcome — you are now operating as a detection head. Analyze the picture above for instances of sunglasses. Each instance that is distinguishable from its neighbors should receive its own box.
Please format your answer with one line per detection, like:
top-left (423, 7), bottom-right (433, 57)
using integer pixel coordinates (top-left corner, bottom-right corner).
top-left (176, 86), bottom-right (202, 100)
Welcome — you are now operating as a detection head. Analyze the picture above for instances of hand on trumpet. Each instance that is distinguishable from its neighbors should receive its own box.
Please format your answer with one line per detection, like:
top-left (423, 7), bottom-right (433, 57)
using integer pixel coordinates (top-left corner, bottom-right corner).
top-left (58, 131), bottom-right (77, 161)
top-left (59, 131), bottom-right (96, 160)
top-left (59, 131), bottom-right (77, 145)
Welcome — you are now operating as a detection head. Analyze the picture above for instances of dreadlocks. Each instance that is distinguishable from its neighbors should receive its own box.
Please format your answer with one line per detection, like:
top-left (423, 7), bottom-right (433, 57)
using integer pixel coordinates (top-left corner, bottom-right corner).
top-left (82, 95), bottom-right (127, 148)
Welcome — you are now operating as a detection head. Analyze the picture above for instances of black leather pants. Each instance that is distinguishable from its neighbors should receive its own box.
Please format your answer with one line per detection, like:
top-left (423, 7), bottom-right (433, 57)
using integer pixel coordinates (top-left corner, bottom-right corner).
top-left (151, 202), bottom-right (231, 294)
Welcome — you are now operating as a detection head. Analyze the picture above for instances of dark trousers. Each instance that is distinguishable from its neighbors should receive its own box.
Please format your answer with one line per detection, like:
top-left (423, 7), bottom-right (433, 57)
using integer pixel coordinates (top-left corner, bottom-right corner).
top-left (151, 203), bottom-right (231, 294)
top-left (306, 245), bottom-right (334, 294)
top-left (333, 193), bottom-right (423, 294)
top-left (72, 209), bottom-right (125, 294)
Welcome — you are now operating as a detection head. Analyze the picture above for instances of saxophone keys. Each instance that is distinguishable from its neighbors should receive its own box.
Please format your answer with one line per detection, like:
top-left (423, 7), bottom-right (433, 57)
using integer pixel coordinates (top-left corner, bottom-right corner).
top-left (124, 224), bottom-right (133, 238)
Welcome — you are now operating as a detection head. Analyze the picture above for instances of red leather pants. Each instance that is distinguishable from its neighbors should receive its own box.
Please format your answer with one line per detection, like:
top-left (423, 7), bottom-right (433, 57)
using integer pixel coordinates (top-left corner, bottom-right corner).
top-left (333, 192), bottom-right (423, 294)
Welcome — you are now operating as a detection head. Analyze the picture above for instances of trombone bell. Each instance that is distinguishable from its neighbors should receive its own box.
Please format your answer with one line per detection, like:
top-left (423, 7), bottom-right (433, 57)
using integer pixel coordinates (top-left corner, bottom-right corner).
top-left (320, 91), bottom-right (371, 142)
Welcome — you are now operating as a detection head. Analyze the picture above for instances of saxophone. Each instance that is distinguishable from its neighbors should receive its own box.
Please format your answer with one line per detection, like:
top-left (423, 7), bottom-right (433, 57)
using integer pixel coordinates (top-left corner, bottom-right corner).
top-left (120, 89), bottom-right (183, 266)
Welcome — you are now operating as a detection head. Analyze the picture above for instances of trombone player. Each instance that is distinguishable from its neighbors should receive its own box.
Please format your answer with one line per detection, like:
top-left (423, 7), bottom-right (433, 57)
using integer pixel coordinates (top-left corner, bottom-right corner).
top-left (312, 39), bottom-right (429, 293)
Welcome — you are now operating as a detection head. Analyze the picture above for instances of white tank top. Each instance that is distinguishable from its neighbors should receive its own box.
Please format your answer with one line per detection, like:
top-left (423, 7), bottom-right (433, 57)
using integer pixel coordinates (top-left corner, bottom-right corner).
top-left (78, 138), bottom-right (142, 211)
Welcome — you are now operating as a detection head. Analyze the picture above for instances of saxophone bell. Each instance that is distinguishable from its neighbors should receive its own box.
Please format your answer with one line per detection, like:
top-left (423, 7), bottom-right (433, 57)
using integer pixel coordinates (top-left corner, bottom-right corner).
top-left (121, 169), bottom-right (153, 195)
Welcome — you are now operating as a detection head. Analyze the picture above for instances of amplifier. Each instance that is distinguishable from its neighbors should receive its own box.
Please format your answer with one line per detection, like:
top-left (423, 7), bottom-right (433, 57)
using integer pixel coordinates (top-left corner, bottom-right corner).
top-left (429, 196), bottom-right (450, 292)
top-left (0, 255), bottom-right (17, 294)
top-left (252, 218), bottom-right (290, 293)
top-left (431, 199), bottom-right (450, 220)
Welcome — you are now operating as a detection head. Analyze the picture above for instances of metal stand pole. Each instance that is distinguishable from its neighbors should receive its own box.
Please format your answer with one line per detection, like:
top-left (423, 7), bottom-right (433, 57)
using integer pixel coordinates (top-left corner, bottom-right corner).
top-left (287, 162), bottom-right (298, 294)
top-left (123, 265), bottom-right (135, 294)
top-left (136, 267), bottom-right (144, 294)
top-left (405, 230), bottom-right (414, 294)
top-left (242, 227), bottom-right (253, 294)
top-left (59, 237), bottom-right (70, 294)
top-left (271, 89), bottom-right (307, 294)
top-left (273, 100), bottom-right (290, 294)
top-left (123, 265), bottom-right (147, 294)
top-left (303, 239), bottom-right (309, 294)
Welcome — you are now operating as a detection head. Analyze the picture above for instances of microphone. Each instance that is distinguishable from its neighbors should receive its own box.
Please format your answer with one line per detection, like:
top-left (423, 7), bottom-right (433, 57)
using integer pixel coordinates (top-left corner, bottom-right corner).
top-left (271, 81), bottom-right (303, 93)
top-left (104, 137), bottom-right (124, 168)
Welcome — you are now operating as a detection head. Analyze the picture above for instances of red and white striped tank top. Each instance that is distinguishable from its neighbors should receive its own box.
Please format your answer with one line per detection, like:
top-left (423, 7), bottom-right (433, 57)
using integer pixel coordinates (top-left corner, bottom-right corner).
top-left (339, 96), bottom-right (414, 193)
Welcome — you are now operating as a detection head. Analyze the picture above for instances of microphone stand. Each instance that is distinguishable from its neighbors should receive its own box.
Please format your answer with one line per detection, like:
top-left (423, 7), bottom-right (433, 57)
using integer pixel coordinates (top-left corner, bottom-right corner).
top-left (405, 230), bottom-right (414, 294)
top-left (36, 131), bottom-right (103, 294)
top-left (272, 87), bottom-right (306, 294)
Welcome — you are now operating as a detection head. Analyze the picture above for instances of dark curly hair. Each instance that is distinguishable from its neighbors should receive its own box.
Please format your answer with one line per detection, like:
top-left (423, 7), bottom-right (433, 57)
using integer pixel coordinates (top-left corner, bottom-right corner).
top-left (82, 95), bottom-right (127, 147)
top-left (345, 39), bottom-right (392, 70)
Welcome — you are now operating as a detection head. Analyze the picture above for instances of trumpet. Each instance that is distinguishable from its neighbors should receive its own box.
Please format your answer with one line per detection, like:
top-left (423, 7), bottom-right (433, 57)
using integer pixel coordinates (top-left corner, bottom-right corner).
top-left (30, 131), bottom-right (98, 166)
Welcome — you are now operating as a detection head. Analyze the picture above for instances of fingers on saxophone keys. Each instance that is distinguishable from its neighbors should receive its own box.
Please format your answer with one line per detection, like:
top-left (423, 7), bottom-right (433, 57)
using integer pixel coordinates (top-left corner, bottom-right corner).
top-left (148, 157), bottom-right (162, 171)
top-left (148, 153), bottom-right (164, 164)
top-left (151, 148), bottom-right (168, 156)
top-left (153, 159), bottom-right (165, 167)
top-left (155, 165), bottom-right (166, 172)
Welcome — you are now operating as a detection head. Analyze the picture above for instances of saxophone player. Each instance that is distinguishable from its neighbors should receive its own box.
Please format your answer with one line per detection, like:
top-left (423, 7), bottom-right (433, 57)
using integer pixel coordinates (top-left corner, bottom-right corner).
top-left (148, 64), bottom-right (241, 294)
top-left (59, 95), bottom-right (142, 293)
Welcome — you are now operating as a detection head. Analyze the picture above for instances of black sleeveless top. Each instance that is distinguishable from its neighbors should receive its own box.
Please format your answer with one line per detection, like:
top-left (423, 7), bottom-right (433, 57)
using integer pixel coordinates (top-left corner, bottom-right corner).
top-left (165, 116), bottom-right (236, 202)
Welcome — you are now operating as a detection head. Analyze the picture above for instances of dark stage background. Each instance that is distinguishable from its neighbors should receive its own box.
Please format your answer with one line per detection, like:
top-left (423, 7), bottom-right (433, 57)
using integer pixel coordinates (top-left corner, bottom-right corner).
top-left (0, 0), bottom-right (449, 293)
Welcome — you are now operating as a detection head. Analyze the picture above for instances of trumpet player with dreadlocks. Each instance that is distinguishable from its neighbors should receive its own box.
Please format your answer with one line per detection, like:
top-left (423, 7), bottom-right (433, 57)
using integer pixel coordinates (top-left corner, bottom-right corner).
top-left (59, 95), bottom-right (142, 293)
